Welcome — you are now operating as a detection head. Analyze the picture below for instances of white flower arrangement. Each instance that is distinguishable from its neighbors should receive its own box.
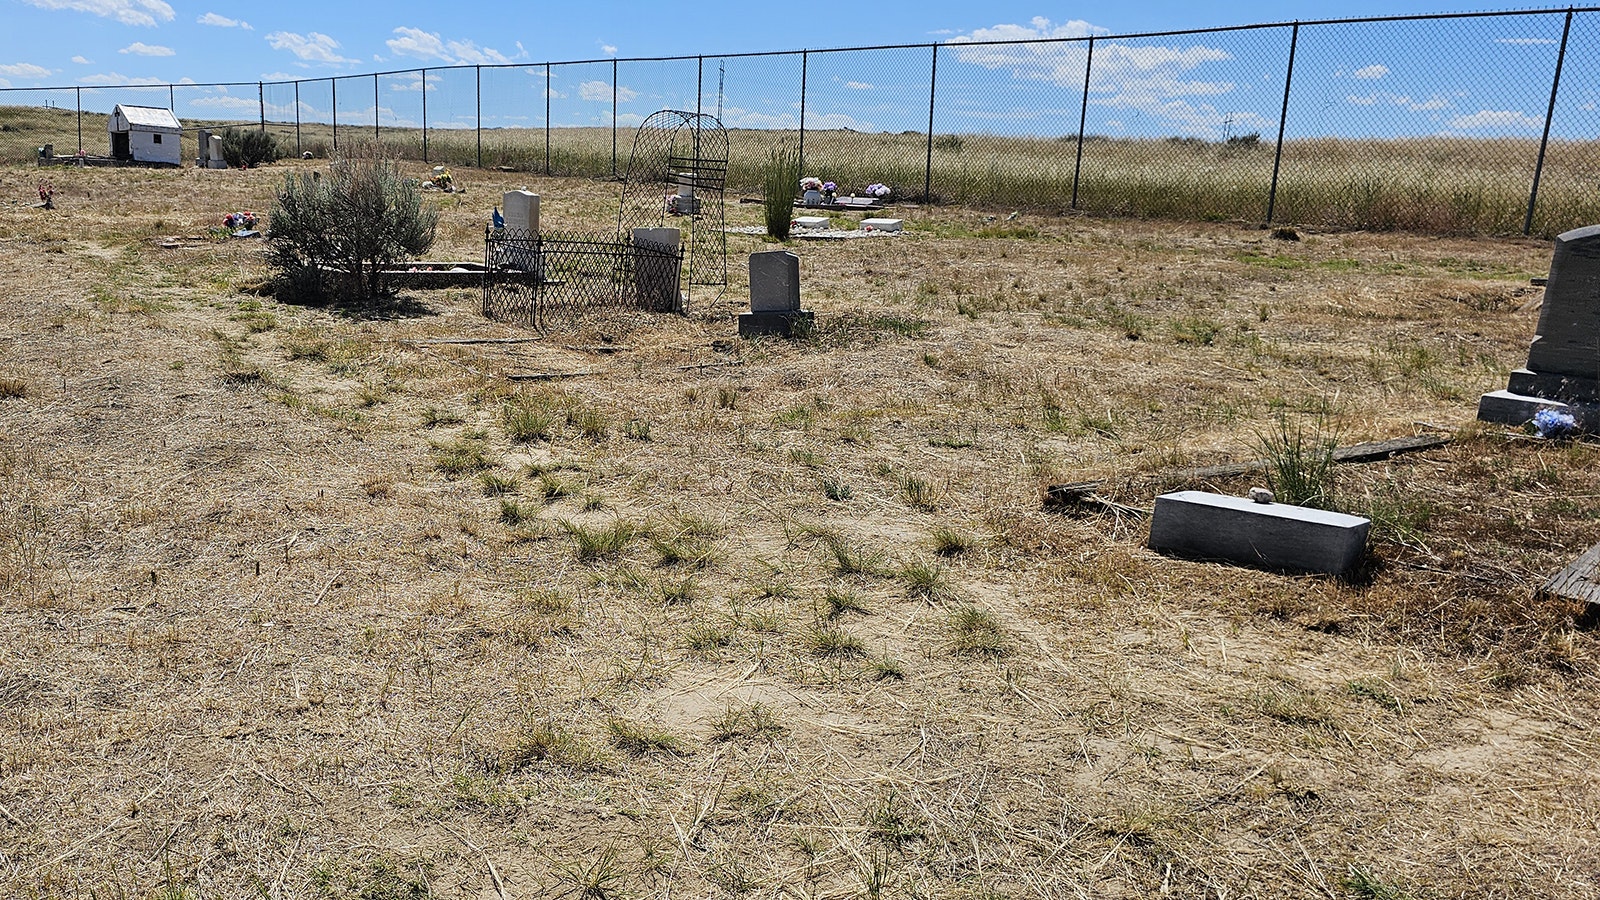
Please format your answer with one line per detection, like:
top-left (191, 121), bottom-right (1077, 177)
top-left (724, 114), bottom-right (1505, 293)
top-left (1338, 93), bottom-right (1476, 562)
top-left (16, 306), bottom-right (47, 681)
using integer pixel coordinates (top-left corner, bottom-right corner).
top-left (865, 182), bottom-right (891, 199)
top-left (799, 176), bottom-right (824, 192)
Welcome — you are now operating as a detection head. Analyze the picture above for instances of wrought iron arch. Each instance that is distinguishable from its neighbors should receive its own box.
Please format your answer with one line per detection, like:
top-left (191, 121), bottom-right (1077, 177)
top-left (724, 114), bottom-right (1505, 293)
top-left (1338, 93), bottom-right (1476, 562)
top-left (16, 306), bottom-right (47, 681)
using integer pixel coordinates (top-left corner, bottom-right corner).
top-left (617, 110), bottom-right (729, 308)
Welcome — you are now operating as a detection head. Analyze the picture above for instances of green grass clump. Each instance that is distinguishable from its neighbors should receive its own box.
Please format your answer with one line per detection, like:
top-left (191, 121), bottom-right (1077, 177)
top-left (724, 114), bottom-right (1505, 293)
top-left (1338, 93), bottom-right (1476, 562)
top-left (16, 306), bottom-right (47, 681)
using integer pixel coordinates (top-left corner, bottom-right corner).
top-left (804, 623), bottom-right (867, 659)
top-left (947, 605), bottom-right (1009, 657)
top-left (899, 558), bottom-right (954, 602)
top-left (606, 718), bottom-right (687, 755)
top-left (503, 398), bottom-right (556, 442)
top-left (930, 526), bottom-right (975, 556)
top-left (560, 518), bottom-right (637, 561)
top-left (431, 433), bottom-right (493, 476)
top-left (1255, 410), bottom-right (1338, 509)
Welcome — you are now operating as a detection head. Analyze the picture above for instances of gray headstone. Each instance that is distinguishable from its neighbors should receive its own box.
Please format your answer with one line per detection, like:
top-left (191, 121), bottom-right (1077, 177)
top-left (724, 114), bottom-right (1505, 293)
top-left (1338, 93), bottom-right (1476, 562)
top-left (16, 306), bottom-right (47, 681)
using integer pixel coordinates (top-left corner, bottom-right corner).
top-left (1148, 490), bottom-right (1370, 577)
top-left (1480, 225), bottom-right (1600, 429)
top-left (750, 251), bottom-right (801, 312)
top-left (1526, 224), bottom-right (1600, 388)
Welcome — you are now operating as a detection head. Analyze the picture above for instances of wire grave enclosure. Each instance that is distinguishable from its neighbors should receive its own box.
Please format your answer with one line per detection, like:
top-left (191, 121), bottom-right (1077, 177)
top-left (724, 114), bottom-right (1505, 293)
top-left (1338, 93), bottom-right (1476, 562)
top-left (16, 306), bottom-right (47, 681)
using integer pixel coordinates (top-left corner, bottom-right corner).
top-left (9, 9), bottom-right (1600, 235)
top-left (482, 227), bottom-right (684, 333)
top-left (617, 110), bottom-right (728, 306)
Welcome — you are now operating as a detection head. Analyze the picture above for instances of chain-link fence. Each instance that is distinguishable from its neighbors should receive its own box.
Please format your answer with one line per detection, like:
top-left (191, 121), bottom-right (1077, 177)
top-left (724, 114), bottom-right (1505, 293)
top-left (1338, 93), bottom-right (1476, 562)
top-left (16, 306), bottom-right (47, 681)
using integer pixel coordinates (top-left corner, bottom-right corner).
top-left (7, 9), bottom-right (1600, 236)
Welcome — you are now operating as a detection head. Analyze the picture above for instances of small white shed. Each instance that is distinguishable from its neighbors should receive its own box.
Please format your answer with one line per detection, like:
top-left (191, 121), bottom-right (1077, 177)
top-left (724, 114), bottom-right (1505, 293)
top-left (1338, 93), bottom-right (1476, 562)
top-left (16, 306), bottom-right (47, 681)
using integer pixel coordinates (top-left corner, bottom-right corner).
top-left (108, 104), bottom-right (181, 166)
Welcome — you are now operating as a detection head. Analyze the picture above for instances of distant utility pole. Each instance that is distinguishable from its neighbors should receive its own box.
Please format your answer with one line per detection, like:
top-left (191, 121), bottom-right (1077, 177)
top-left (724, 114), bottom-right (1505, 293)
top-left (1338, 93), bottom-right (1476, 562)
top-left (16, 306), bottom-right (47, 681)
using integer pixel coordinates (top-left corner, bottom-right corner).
top-left (717, 62), bottom-right (725, 121)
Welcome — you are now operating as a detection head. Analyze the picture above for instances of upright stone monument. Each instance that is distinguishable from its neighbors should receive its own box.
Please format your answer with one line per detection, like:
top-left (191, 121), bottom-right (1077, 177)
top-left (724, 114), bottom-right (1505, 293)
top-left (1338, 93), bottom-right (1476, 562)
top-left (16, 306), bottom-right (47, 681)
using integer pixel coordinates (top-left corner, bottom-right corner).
top-left (1479, 225), bottom-right (1600, 430)
top-left (502, 190), bottom-right (540, 233)
top-left (632, 227), bottom-right (683, 313)
top-left (739, 251), bottom-right (813, 337)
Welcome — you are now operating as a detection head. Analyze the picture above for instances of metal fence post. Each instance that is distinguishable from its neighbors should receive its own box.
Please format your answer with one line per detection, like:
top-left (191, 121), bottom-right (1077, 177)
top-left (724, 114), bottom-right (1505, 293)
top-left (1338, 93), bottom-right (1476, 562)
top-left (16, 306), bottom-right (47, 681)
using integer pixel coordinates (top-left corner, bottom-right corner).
top-left (294, 81), bottom-right (301, 157)
top-left (924, 44), bottom-right (938, 202)
top-left (421, 68), bottom-right (428, 163)
top-left (258, 82), bottom-right (265, 132)
top-left (168, 84), bottom-right (174, 111)
top-left (697, 56), bottom-right (704, 119)
top-left (545, 62), bottom-right (552, 176)
top-left (475, 65), bottom-right (482, 169)
top-left (1071, 37), bottom-right (1094, 209)
top-left (1265, 22), bottom-right (1300, 226)
top-left (75, 86), bottom-right (82, 155)
top-left (612, 59), bottom-right (618, 176)
top-left (1526, 8), bottom-right (1574, 235)
top-left (798, 50), bottom-right (808, 176)
top-left (332, 77), bottom-right (338, 152)
top-left (374, 73), bottom-right (380, 147)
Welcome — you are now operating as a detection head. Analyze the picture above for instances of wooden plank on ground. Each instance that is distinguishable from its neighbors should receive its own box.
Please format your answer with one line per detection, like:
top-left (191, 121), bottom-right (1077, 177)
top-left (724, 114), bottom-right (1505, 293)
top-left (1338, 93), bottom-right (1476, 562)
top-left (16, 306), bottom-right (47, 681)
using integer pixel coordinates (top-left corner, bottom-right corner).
top-left (1046, 434), bottom-right (1452, 502)
top-left (1173, 434), bottom-right (1450, 481)
top-left (1537, 541), bottom-right (1600, 608)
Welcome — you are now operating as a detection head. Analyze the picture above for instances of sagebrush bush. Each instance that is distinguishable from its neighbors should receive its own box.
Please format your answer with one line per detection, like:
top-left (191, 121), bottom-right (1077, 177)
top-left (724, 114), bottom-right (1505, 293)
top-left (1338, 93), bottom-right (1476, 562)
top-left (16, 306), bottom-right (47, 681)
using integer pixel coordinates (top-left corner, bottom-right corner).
top-left (219, 127), bottom-right (280, 168)
top-left (267, 152), bottom-right (439, 303)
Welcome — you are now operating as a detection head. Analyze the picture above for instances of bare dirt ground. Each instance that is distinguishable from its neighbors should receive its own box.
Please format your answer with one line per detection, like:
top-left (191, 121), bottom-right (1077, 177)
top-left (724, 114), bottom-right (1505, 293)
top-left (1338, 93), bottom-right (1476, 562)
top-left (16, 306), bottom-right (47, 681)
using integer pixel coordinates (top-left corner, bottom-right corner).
top-left (1, 161), bottom-right (1597, 899)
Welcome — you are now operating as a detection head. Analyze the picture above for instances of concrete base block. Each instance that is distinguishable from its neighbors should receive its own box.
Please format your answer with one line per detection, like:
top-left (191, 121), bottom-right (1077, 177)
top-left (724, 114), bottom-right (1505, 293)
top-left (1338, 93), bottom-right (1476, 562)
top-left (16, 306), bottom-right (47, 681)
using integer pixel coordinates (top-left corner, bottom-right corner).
top-left (738, 310), bottom-right (813, 338)
top-left (1478, 389), bottom-right (1565, 428)
top-left (860, 218), bottom-right (903, 232)
top-left (793, 216), bottom-right (830, 230)
top-left (1148, 490), bottom-right (1370, 577)
top-left (1506, 368), bottom-right (1600, 404)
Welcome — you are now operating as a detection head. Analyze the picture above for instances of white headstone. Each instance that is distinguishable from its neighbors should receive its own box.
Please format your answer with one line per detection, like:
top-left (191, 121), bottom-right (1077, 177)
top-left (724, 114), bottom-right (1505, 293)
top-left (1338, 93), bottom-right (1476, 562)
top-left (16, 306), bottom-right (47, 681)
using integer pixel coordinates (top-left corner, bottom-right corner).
top-left (860, 218), bottom-right (903, 232)
top-left (502, 190), bottom-right (540, 233)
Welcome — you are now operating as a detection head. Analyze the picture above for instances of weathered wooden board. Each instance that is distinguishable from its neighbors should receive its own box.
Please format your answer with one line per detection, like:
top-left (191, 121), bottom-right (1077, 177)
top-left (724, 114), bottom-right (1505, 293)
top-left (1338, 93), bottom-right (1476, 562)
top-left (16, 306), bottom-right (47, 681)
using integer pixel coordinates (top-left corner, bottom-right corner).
top-left (1047, 434), bottom-right (1452, 500)
top-left (1538, 541), bottom-right (1600, 607)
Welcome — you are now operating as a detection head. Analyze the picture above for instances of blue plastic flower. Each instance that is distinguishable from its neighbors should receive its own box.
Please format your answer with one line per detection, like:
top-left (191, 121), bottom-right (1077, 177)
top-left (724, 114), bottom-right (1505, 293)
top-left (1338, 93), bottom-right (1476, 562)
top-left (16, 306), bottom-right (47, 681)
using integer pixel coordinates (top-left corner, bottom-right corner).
top-left (1533, 407), bottom-right (1577, 438)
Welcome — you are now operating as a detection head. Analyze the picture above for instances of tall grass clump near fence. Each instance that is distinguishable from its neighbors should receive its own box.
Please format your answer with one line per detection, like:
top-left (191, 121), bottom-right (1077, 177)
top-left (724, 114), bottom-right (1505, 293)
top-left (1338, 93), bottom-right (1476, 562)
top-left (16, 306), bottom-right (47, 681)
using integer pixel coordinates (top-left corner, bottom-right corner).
top-left (763, 145), bottom-right (801, 239)
top-left (1255, 410), bottom-right (1338, 510)
top-left (267, 151), bottom-right (439, 303)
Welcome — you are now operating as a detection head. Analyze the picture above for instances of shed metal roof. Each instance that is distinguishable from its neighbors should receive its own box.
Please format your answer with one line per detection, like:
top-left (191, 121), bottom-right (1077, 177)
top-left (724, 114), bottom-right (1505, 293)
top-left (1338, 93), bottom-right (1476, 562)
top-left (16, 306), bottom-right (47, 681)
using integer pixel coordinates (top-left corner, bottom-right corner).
top-left (114, 105), bottom-right (180, 130)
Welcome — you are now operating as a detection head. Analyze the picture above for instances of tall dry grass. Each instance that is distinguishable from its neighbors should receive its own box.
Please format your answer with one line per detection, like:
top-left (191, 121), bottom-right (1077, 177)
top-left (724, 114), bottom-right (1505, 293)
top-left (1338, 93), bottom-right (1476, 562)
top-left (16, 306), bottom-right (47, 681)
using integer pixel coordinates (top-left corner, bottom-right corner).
top-left (8, 103), bottom-right (1600, 236)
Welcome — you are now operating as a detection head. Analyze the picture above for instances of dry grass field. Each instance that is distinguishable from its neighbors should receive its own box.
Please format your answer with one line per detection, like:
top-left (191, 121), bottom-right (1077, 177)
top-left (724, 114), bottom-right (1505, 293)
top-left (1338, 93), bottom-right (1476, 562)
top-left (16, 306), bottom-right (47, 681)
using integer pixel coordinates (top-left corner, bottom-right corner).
top-left (1, 159), bottom-right (1598, 899)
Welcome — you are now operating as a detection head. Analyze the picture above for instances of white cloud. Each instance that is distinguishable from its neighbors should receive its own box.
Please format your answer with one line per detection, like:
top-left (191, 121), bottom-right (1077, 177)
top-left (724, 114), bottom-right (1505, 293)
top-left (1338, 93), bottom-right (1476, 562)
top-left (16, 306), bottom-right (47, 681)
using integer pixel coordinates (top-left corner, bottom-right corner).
top-left (948, 16), bottom-right (1239, 136)
top-left (844, 81), bottom-right (873, 90)
top-left (1352, 64), bottom-right (1388, 80)
top-left (22, 0), bottom-right (173, 27)
top-left (266, 31), bottom-right (356, 65)
top-left (1497, 37), bottom-right (1556, 45)
top-left (579, 80), bottom-right (636, 102)
top-left (385, 27), bottom-right (515, 65)
top-left (949, 15), bottom-right (1105, 44)
top-left (600, 43), bottom-right (617, 56)
top-left (189, 94), bottom-right (258, 109)
top-left (0, 62), bottom-right (54, 79)
top-left (78, 71), bottom-right (168, 85)
top-left (119, 42), bottom-right (173, 56)
top-left (198, 12), bottom-right (250, 29)
top-left (1346, 91), bottom-right (1450, 112)
top-left (71, 55), bottom-right (91, 64)
top-left (1448, 109), bottom-right (1543, 131)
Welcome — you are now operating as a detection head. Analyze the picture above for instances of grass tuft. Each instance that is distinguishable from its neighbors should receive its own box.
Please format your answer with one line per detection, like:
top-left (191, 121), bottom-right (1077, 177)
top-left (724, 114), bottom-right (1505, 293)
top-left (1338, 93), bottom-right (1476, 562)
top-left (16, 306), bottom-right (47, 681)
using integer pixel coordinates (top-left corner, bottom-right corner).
top-left (948, 605), bottom-right (1009, 657)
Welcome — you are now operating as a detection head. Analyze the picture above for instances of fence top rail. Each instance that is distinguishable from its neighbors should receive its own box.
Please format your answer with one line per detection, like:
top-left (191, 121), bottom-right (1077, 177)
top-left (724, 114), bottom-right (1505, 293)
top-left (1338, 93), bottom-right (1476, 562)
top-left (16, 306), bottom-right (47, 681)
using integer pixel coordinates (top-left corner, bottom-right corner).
top-left (0, 6), bottom-right (1593, 95)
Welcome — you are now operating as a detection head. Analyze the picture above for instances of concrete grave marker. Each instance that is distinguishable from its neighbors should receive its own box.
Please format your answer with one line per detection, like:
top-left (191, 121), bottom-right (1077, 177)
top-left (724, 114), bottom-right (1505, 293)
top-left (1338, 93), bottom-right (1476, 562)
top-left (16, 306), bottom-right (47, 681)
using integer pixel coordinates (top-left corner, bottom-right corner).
top-left (632, 227), bottom-right (683, 312)
top-left (1480, 224), bottom-right (1600, 431)
top-left (740, 251), bottom-right (813, 337)
top-left (502, 190), bottom-right (540, 233)
top-left (860, 218), bottom-right (903, 232)
top-left (1148, 490), bottom-right (1370, 577)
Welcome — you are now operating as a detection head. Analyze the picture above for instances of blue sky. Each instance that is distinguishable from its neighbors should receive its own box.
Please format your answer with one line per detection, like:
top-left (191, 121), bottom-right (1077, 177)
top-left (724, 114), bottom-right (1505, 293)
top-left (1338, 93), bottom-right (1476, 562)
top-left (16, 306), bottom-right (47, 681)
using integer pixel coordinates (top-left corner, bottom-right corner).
top-left (1, 2), bottom-right (1592, 141)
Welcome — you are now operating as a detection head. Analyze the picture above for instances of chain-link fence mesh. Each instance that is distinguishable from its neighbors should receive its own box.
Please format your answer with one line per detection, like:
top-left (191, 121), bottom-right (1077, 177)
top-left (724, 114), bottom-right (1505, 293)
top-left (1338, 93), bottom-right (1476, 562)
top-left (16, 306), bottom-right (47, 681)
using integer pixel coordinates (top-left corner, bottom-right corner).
top-left (706, 53), bottom-right (804, 188)
top-left (798, 46), bottom-right (933, 201)
top-left (1278, 13), bottom-right (1567, 234)
top-left (1074, 27), bottom-right (1290, 222)
top-left (1530, 10), bottom-right (1600, 236)
top-left (10, 10), bottom-right (1600, 235)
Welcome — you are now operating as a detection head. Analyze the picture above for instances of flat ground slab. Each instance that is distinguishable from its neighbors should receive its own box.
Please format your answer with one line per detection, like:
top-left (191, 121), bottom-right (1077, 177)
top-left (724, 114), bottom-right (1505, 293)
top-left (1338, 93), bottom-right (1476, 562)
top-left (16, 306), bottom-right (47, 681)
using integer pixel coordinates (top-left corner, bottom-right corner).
top-left (0, 162), bottom-right (1596, 898)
